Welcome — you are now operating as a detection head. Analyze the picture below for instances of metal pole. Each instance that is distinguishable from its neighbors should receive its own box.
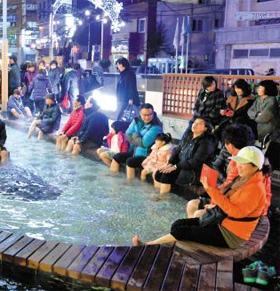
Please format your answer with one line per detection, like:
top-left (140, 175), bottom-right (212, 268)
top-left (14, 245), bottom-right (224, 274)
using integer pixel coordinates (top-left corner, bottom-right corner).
top-left (100, 20), bottom-right (104, 61)
top-left (175, 18), bottom-right (179, 74)
top-left (49, 13), bottom-right (54, 60)
top-left (1, 0), bottom-right (9, 111)
top-left (88, 22), bottom-right (91, 60)
top-left (185, 16), bottom-right (190, 74)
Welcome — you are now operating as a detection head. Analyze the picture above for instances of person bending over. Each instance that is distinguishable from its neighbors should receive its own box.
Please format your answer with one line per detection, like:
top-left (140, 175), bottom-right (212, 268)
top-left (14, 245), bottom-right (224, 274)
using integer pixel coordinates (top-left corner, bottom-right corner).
top-left (110, 103), bottom-right (162, 180)
top-left (27, 94), bottom-right (61, 139)
top-left (56, 95), bottom-right (85, 151)
top-left (7, 88), bottom-right (32, 120)
top-left (133, 146), bottom-right (266, 250)
top-left (154, 117), bottom-right (216, 195)
top-left (66, 98), bottom-right (109, 155)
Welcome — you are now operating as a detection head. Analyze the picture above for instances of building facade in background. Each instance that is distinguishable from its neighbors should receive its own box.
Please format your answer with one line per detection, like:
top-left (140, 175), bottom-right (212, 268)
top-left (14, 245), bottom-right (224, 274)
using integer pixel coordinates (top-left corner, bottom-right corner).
top-left (215, 0), bottom-right (280, 75)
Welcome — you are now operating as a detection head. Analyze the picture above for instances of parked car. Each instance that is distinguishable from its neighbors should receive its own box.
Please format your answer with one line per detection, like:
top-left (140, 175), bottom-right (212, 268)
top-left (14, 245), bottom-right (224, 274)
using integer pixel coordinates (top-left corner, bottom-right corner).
top-left (189, 68), bottom-right (254, 75)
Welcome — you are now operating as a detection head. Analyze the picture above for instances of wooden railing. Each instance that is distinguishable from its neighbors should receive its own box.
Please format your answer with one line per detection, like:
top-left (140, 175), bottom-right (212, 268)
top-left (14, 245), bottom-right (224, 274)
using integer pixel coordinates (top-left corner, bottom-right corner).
top-left (162, 74), bottom-right (280, 118)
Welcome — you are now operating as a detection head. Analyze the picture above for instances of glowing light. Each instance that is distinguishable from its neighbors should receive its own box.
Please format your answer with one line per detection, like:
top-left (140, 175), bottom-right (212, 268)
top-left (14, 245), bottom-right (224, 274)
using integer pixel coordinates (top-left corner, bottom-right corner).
top-left (96, 15), bottom-right (101, 21)
top-left (91, 90), bottom-right (117, 111)
top-left (78, 20), bottom-right (83, 25)
top-left (103, 18), bottom-right (108, 24)
top-left (85, 10), bottom-right (91, 16)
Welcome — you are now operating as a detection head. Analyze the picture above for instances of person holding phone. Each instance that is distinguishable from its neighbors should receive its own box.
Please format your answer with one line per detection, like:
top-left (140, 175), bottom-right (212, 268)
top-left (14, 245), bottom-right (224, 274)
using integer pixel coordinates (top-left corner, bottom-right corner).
top-left (215, 79), bottom-right (256, 140)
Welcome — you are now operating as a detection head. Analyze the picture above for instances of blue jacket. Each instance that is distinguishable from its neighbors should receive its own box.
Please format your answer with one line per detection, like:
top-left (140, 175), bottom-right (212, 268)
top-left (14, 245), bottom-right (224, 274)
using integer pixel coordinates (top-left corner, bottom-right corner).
top-left (126, 115), bottom-right (162, 157)
top-left (39, 103), bottom-right (61, 131)
top-left (7, 95), bottom-right (25, 118)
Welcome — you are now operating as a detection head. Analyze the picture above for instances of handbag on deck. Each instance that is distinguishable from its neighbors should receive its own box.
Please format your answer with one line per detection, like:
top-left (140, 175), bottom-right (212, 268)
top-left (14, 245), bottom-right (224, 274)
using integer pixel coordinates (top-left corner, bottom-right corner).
top-left (119, 104), bottom-right (139, 124)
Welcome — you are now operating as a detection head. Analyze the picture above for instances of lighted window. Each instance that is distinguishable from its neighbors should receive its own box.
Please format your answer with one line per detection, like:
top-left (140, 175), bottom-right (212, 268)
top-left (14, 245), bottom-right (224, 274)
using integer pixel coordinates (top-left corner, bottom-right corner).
top-left (138, 18), bottom-right (146, 33)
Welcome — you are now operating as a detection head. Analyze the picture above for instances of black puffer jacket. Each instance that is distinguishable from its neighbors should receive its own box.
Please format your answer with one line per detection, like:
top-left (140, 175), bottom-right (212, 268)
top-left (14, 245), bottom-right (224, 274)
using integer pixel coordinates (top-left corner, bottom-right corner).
top-left (78, 108), bottom-right (109, 146)
top-left (61, 69), bottom-right (79, 100)
top-left (48, 67), bottom-right (61, 95)
top-left (0, 119), bottom-right (7, 150)
top-left (29, 73), bottom-right (52, 101)
top-left (39, 103), bottom-right (61, 131)
top-left (169, 132), bottom-right (217, 185)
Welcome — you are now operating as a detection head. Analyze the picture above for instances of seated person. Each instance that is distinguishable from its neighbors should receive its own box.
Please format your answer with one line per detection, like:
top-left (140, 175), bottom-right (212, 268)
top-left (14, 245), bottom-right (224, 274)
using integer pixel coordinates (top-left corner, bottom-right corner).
top-left (97, 121), bottom-right (129, 167)
top-left (185, 76), bottom-right (226, 134)
top-left (133, 146), bottom-right (267, 250)
top-left (56, 95), bottom-right (86, 151)
top-left (27, 94), bottom-right (61, 139)
top-left (66, 98), bottom-right (109, 155)
top-left (0, 119), bottom-right (9, 163)
top-left (187, 123), bottom-right (255, 218)
top-left (110, 103), bottom-right (162, 180)
top-left (141, 133), bottom-right (173, 185)
top-left (7, 88), bottom-right (32, 120)
top-left (248, 80), bottom-right (279, 141)
top-left (215, 79), bottom-right (256, 140)
top-left (154, 117), bottom-right (216, 195)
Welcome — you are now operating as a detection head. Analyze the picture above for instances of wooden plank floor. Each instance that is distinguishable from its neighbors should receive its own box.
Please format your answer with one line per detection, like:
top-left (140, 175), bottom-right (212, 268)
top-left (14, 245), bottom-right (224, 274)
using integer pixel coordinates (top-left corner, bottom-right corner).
top-left (0, 216), bottom-right (269, 291)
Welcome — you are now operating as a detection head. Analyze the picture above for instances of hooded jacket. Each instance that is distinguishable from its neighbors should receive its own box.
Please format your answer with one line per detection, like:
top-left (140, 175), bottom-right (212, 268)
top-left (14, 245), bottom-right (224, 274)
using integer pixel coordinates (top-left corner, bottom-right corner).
top-left (107, 131), bottom-right (129, 153)
top-left (142, 143), bottom-right (174, 173)
top-left (48, 67), bottom-right (61, 95)
top-left (39, 103), bottom-right (61, 131)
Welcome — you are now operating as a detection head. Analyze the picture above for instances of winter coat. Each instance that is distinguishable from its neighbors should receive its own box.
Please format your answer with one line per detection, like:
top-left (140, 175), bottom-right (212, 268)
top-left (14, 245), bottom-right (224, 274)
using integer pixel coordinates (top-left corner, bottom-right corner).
top-left (29, 73), bottom-right (52, 101)
top-left (62, 106), bottom-right (85, 137)
top-left (248, 96), bottom-right (279, 141)
top-left (126, 114), bottom-right (163, 157)
top-left (0, 119), bottom-right (7, 150)
top-left (24, 71), bottom-right (37, 92)
top-left (207, 171), bottom-right (266, 241)
top-left (48, 67), bottom-right (61, 95)
top-left (78, 108), bottom-right (109, 146)
top-left (39, 103), bottom-right (61, 131)
top-left (169, 132), bottom-right (217, 185)
top-left (107, 131), bottom-right (129, 153)
top-left (61, 69), bottom-right (79, 100)
top-left (117, 68), bottom-right (140, 105)
top-left (226, 94), bottom-right (255, 123)
top-left (142, 143), bottom-right (173, 173)
top-left (8, 63), bottom-right (21, 94)
top-left (7, 95), bottom-right (25, 118)
top-left (193, 89), bottom-right (226, 125)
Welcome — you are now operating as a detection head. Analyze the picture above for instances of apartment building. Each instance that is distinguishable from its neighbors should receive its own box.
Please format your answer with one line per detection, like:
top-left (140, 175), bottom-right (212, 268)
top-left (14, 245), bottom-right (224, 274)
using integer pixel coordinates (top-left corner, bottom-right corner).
top-left (215, 0), bottom-right (280, 75)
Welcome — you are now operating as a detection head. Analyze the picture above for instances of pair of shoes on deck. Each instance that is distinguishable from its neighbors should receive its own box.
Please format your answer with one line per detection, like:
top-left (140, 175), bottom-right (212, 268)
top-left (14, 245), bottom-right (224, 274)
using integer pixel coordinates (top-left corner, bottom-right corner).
top-left (242, 260), bottom-right (276, 285)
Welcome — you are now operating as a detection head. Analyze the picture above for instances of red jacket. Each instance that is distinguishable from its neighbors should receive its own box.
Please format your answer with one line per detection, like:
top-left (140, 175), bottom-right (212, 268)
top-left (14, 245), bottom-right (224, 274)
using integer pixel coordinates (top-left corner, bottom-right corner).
top-left (107, 131), bottom-right (129, 153)
top-left (62, 106), bottom-right (85, 137)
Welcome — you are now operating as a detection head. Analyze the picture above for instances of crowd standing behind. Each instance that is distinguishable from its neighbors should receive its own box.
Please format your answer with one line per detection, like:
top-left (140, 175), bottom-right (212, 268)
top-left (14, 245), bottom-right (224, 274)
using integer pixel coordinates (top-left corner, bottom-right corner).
top-left (3, 57), bottom-right (280, 249)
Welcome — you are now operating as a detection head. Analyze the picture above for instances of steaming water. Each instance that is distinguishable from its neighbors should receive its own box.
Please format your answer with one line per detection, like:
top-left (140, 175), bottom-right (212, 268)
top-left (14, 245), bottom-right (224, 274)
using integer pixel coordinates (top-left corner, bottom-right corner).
top-left (1, 126), bottom-right (186, 246)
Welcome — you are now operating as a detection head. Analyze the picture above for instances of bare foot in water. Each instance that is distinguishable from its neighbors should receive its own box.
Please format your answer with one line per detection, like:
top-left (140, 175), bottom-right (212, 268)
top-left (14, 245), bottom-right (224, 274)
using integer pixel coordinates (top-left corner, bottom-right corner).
top-left (132, 235), bottom-right (144, 246)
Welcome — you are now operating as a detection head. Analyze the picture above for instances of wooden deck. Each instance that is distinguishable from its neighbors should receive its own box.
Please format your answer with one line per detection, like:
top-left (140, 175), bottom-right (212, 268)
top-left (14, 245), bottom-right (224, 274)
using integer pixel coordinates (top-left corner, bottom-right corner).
top-left (0, 216), bottom-right (269, 291)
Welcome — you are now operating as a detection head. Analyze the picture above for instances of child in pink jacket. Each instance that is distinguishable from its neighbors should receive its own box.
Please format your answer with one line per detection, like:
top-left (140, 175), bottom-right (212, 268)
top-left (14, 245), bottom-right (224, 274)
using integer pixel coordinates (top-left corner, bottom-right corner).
top-left (97, 121), bottom-right (129, 167)
top-left (141, 133), bottom-right (173, 185)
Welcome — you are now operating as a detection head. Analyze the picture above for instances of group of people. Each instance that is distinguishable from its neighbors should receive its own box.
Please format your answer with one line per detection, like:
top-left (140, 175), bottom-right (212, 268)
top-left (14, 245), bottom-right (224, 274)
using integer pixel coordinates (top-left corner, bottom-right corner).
top-left (2, 61), bottom-right (280, 251)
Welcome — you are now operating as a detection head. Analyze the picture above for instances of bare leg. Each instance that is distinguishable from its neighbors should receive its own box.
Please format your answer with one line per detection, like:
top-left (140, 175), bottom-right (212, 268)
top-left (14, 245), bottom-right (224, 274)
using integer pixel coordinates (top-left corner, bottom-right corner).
top-left (110, 159), bottom-right (120, 174)
top-left (0, 150), bottom-right (9, 163)
top-left (24, 107), bottom-right (32, 117)
top-left (140, 169), bottom-right (148, 181)
top-left (38, 130), bottom-right (44, 140)
top-left (56, 135), bottom-right (63, 150)
top-left (27, 120), bottom-right (38, 139)
top-left (60, 136), bottom-right (69, 151)
top-left (186, 199), bottom-right (200, 218)
top-left (132, 234), bottom-right (177, 246)
top-left (96, 147), bottom-right (104, 158)
top-left (159, 183), bottom-right (171, 195)
top-left (100, 152), bottom-right (112, 167)
top-left (193, 209), bottom-right (206, 218)
top-left (126, 166), bottom-right (135, 180)
top-left (65, 138), bottom-right (75, 153)
top-left (153, 172), bottom-right (160, 189)
top-left (72, 143), bottom-right (81, 155)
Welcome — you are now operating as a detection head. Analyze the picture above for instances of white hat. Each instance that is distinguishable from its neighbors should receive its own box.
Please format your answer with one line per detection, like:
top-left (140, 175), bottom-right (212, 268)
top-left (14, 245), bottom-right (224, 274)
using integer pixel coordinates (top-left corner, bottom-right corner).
top-left (230, 146), bottom-right (264, 170)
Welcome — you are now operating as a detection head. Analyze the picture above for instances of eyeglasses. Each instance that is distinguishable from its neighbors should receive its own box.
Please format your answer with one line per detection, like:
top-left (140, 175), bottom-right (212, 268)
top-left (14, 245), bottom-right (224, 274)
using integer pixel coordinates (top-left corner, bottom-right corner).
top-left (140, 112), bottom-right (154, 117)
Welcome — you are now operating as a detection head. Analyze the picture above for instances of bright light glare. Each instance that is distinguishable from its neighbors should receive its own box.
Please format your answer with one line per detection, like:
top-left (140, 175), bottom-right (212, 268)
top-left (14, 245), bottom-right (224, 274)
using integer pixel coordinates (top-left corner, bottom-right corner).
top-left (78, 20), bottom-right (83, 25)
top-left (103, 18), bottom-right (108, 24)
top-left (85, 10), bottom-right (91, 16)
top-left (91, 90), bottom-right (117, 112)
top-left (95, 15), bottom-right (101, 21)
top-left (65, 14), bottom-right (74, 29)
